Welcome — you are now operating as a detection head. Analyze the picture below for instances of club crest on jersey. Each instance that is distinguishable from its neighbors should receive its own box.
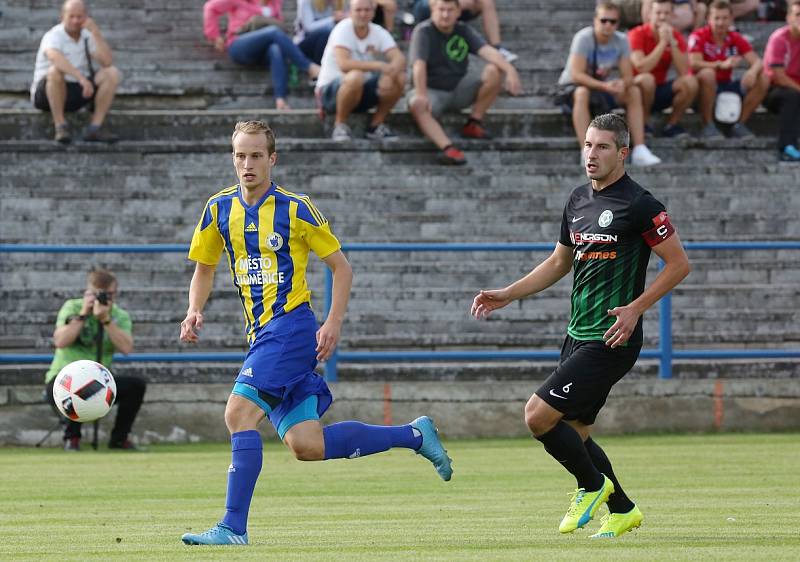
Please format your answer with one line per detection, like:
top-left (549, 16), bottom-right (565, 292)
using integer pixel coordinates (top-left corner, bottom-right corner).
top-left (598, 210), bottom-right (613, 228)
top-left (266, 232), bottom-right (284, 251)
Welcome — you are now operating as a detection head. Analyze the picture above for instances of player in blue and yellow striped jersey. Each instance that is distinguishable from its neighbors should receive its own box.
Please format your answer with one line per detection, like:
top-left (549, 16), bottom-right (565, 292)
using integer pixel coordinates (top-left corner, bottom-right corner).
top-left (179, 121), bottom-right (453, 546)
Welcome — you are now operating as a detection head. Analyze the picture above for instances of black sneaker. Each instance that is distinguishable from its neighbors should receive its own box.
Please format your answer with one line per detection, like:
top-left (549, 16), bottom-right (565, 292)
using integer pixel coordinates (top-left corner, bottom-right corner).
top-left (108, 439), bottom-right (138, 450)
top-left (83, 126), bottom-right (119, 143)
top-left (661, 123), bottom-right (689, 139)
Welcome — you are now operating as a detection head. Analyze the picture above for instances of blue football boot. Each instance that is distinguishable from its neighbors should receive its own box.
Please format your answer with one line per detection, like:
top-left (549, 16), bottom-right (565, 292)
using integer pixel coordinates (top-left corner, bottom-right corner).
top-left (181, 523), bottom-right (248, 545)
top-left (410, 416), bottom-right (453, 481)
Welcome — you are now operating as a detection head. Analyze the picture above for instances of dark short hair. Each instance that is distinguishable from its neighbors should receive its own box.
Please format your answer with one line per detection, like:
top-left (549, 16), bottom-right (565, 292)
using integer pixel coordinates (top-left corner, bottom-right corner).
top-left (709, 0), bottom-right (731, 13)
top-left (431, 0), bottom-right (460, 6)
top-left (87, 269), bottom-right (117, 289)
top-left (652, 0), bottom-right (673, 5)
top-left (588, 113), bottom-right (630, 149)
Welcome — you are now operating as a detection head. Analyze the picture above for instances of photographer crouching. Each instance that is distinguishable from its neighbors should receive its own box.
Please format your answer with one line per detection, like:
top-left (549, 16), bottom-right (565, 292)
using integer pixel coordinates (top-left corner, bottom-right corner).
top-left (44, 269), bottom-right (145, 451)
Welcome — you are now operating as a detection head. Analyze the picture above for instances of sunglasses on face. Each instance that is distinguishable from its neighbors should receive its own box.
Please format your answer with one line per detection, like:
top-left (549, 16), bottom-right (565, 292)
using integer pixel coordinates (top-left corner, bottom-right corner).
top-left (598, 18), bottom-right (619, 24)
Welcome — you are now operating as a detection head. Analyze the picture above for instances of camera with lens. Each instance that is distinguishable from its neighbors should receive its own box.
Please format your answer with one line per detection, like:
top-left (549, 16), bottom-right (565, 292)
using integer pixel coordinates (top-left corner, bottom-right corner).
top-left (95, 291), bottom-right (110, 305)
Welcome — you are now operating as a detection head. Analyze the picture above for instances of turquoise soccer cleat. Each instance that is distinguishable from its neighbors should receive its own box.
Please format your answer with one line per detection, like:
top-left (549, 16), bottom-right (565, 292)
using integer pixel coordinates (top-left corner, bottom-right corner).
top-left (181, 523), bottom-right (248, 545)
top-left (410, 416), bottom-right (453, 481)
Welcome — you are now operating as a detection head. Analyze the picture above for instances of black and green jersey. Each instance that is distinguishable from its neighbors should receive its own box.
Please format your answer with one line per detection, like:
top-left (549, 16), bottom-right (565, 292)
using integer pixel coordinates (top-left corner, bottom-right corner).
top-left (559, 174), bottom-right (675, 344)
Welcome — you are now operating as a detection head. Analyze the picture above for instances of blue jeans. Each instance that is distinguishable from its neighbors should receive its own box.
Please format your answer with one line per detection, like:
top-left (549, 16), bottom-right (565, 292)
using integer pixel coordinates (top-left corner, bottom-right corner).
top-left (228, 26), bottom-right (312, 99)
top-left (298, 23), bottom-right (334, 65)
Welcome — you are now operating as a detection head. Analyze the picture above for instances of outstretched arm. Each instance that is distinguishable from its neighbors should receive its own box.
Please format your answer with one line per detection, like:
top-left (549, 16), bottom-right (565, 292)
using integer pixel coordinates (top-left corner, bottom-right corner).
top-left (604, 233), bottom-right (690, 348)
top-left (317, 250), bottom-right (353, 361)
top-left (471, 243), bottom-right (574, 319)
top-left (180, 262), bottom-right (216, 343)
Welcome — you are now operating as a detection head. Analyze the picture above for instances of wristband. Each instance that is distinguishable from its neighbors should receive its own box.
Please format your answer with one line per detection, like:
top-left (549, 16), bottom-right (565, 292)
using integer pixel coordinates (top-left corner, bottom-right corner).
top-left (77, 314), bottom-right (88, 321)
top-left (102, 318), bottom-right (112, 326)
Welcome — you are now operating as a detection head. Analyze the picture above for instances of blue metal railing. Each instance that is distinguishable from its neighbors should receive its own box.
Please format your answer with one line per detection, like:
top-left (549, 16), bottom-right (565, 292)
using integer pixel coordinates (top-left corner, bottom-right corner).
top-left (2, 242), bottom-right (799, 380)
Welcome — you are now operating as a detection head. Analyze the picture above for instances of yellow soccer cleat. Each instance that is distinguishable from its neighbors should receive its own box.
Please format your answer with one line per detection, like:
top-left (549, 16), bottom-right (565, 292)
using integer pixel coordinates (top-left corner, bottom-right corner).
top-left (590, 505), bottom-right (644, 538)
top-left (558, 475), bottom-right (615, 533)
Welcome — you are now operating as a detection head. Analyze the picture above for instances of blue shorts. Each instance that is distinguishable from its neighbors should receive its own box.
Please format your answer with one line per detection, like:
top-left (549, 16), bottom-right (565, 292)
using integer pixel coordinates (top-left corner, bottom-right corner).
top-left (231, 304), bottom-right (333, 439)
top-left (718, 80), bottom-right (745, 97)
top-left (319, 73), bottom-right (380, 115)
top-left (652, 80), bottom-right (675, 112)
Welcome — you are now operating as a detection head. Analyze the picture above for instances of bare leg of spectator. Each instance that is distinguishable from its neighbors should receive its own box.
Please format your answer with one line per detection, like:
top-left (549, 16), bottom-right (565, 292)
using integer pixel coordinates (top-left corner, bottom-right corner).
top-left (731, 0), bottom-right (758, 19)
top-left (696, 68), bottom-right (717, 125)
top-left (469, 64), bottom-right (502, 121)
top-left (739, 71), bottom-right (769, 123)
top-left (667, 75), bottom-right (699, 127)
top-left (45, 66), bottom-right (68, 127)
top-left (634, 73), bottom-right (656, 120)
top-left (474, 0), bottom-right (502, 47)
top-left (694, 3), bottom-right (707, 29)
top-left (377, 0), bottom-right (397, 32)
top-left (409, 95), bottom-right (451, 149)
top-left (335, 70), bottom-right (366, 125)
top-left (622, 84), bottom-right (647, 147)
top-left (571, 86), bottom-right (592, 147)
top-left (371, 71), bottom-right (405, 127)
top-left (90, 65), bottom-right (121, 127)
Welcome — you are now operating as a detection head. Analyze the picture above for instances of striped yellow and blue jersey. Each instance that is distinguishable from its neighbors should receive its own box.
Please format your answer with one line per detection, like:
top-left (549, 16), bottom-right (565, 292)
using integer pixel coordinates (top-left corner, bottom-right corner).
top-left (189, 182), bottom-right (341, 344)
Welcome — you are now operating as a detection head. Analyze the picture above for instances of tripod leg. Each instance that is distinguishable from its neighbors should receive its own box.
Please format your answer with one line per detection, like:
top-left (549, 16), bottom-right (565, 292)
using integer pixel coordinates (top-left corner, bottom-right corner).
top-left (36, 421), bottom-right (63, 448)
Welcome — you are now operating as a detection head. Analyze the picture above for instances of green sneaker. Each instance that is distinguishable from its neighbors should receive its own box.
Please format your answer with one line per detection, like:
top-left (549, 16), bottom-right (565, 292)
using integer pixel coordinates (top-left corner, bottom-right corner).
top-left (558, 475), bottom-right (614, 533)
top-left (590, 505), bottom-right (644, 538)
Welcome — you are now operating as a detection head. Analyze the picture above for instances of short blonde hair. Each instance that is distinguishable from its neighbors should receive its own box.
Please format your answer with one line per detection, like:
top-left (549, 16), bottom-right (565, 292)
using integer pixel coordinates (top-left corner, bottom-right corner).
top-left (231, 120), bottom-right (276, 154)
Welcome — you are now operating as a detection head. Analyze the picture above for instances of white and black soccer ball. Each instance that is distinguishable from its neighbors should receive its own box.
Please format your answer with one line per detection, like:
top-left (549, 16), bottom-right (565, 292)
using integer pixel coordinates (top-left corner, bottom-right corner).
top-left (52, 360), bottom-right (117, 422)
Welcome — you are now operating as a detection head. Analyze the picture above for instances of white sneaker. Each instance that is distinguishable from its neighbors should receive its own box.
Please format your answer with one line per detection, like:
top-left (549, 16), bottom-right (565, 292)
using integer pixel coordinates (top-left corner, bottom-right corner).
top-left (331, 123), bottom-right (352, 142)
top-left (631, 144), bottom-right (662, 167)
top-left (497, 46), bottom-right (518, 64)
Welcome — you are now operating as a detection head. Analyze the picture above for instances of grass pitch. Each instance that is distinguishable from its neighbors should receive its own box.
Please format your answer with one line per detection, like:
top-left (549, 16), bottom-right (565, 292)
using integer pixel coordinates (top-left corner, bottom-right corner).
top-left (1, 433), bottom-right (798, 561)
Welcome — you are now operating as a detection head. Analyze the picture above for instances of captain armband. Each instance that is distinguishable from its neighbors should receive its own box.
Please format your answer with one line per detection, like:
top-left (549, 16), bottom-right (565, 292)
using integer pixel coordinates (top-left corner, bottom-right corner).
top-left (642, 211), bottom-right (675, 247)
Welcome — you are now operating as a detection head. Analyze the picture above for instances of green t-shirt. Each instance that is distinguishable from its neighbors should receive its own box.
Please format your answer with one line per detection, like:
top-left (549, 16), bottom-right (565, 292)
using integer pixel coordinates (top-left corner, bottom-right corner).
top-left (44, 298), bottom-right (132, 383)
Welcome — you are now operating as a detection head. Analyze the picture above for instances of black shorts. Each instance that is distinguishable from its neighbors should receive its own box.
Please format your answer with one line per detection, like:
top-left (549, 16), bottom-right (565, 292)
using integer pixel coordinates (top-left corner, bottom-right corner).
top-left (535, 335), bottom-right (641, 425)
top-left (32, 77), bottom-right (95, 113)
top-left (653, 80), bottom-right (675, 112)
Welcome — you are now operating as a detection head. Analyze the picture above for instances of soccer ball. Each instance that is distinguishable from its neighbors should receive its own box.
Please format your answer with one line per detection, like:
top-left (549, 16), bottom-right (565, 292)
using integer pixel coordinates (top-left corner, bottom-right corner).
top-left (52, 360), bottom-right (116, 422)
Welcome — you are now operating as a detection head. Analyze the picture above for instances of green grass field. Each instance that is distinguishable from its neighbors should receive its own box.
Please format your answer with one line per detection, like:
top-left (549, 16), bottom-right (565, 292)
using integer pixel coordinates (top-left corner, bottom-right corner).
top-left (2, 433), bottom-right (798, 561)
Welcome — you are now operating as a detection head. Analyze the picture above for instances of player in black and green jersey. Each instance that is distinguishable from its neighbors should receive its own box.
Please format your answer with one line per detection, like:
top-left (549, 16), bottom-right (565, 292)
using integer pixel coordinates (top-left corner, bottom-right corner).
top-left (471, 113), bottom-right (690, 538)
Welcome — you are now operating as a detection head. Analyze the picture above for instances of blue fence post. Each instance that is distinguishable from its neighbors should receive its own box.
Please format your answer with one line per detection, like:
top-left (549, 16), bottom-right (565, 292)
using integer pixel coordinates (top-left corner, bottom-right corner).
top-left (658, 259), bottom-right (673, 379)
top-left (323, 266), bottom-right (338, 382)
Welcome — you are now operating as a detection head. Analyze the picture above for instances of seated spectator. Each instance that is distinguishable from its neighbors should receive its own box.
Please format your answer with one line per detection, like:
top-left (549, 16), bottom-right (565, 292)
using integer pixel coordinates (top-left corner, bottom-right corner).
top-left (558, 2), bottom-right (661, 165)
top-left (30, 0), bottom-right (121, 144)
top-left (629, 0), bottom-right (699, 137)
top-left (407, 0), bottom-right (521, 165)
top-left (763, 0), bottom-right (800, 162)
top-left (316, 0), bottom-right (405, 140)
top-left (294, 0), bottom-right (348, 65)
top-left (204, 0), bottom-right (320, 110)
top-left (689, 0), bottom-right (769, 138)
top-left (412, 0), bottom-right (518, 62)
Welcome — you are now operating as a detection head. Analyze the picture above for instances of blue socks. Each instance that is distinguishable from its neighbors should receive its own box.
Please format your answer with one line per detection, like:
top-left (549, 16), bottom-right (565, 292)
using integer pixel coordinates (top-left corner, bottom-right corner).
top-left (322, 421), bottom-right (422, 460)
top-left (221, 430), bottom-right (263, 535)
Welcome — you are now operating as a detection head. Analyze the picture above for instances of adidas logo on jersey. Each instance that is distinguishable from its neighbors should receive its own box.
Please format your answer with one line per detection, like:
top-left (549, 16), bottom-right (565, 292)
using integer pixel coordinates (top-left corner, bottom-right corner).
top-left (245, 222), bottom-right (257, 232)
top-left (240, 367), bottom-right (253, 378)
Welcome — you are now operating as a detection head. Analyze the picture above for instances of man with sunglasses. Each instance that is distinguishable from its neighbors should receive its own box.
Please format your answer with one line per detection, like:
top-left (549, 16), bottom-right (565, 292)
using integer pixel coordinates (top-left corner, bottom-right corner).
top-left (558, 1), bottom-right (662, 166)
top-left (44, 269), bottom-right (145, 451)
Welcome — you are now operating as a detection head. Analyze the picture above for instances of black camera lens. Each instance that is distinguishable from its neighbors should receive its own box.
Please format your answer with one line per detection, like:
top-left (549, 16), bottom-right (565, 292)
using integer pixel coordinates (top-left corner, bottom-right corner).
top-left (96, 291), bottom-right (109, 305)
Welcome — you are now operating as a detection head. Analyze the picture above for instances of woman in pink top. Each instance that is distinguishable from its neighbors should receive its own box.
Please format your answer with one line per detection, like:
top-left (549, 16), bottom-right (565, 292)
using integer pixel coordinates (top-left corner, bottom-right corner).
top-left (204, 0), bottom-right (320, 109)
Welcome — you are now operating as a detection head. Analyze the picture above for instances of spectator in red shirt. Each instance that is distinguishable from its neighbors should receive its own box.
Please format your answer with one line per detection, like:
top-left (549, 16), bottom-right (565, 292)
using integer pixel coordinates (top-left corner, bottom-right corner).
top-left (763, 0), bottom-right (800, 162)
top-left (629, 0), bottom-right (699, 137)
top-left (689, 0), bottom-right (769, 138)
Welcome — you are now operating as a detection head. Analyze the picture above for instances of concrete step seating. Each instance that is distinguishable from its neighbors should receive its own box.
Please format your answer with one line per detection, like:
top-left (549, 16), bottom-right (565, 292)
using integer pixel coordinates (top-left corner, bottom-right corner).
top-left (2, 1), bottom-right (797, 382)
